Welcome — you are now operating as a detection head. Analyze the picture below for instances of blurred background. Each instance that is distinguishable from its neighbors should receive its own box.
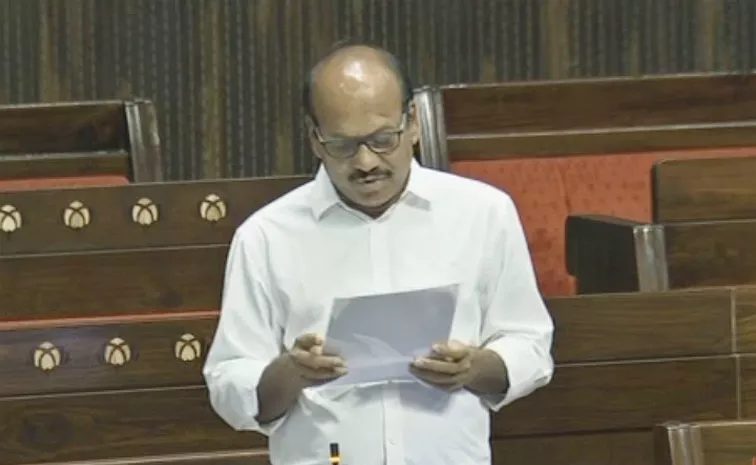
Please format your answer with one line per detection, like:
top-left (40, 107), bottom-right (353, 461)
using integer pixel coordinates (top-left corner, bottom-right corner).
top-left (0, 0), bottom-right (754, 180)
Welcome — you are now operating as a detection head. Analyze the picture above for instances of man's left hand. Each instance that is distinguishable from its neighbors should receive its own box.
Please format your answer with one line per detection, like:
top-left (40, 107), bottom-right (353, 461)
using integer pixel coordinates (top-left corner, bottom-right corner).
top-left (409, 340), bottom-right (480, 392)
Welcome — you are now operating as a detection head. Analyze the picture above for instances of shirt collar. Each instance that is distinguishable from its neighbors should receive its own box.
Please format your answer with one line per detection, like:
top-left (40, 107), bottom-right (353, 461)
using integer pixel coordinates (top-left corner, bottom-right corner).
top-left (309, 158), bottom-right (433, 220)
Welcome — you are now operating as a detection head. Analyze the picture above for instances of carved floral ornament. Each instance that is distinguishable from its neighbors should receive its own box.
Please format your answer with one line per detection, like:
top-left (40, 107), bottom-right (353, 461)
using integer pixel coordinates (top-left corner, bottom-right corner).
top-left (62, 200), bottom-right (91, 230)
top-left (33, 342), bottom-right (63, 372)
top-left (0, 204), bottom-right (22, 233)
top-left (199, 194), bottom-right (227, 222)
top-left (131, 197), bottom-right (160, 226)
top-left (175, 333), bottom-right (203, 362)
top-left (104, 337), bottom-right (133, 366)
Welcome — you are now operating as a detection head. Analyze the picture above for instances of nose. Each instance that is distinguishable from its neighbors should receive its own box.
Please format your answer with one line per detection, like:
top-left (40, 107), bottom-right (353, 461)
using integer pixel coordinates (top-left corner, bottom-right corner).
top-left (350, 144), bottom-right (382, 172)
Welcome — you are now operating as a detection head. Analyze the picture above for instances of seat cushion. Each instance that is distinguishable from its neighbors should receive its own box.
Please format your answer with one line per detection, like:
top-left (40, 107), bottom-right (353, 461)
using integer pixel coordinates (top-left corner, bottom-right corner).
top-left (452, 159), bottom-right (575, 296)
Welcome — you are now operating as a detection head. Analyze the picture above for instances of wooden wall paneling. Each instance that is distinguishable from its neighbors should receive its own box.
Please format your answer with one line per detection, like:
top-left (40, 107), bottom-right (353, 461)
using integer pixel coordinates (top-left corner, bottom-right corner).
top-left (735, 286), bottom-right (756, 353)
top-left (0, 245), bottom-right (228, 321)
top-left (0, 175), bottom-right (311, 254)
top-left (492, 356), bottom-right (738, 437)
top-left (664, 220), bottom-right (756, 289)
top-left (0, 312), bottom-right (219, 397)
top-left (441, 75), bottom-right (756, 136)
top-left (652, 155), bottom-right (756, 223)
top-left (0, 386), bottom-right (264, 465)
top-left (493, 431), bottom-right (653, 465)
top-left (547, 288), bottom-right (733, 363)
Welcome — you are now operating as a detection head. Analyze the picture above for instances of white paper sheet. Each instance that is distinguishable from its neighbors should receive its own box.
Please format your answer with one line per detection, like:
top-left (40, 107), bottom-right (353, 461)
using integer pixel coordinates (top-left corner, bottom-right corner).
top-left (321, 284), bottom-right (458, 387)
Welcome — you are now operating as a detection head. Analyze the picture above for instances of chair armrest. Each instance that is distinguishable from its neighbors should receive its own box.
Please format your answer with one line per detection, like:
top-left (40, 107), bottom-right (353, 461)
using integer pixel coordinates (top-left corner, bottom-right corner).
top-left (565, 214), bottom-right (646, 294)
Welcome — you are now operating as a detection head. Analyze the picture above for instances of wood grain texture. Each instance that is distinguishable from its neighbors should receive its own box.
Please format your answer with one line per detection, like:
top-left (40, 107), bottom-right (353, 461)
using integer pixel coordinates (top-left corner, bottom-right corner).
top-left (446, 123), bottom-right (756, 160)
top-left (736, 287), bottom-right (756, 353)
top-left (492, 356), bottom-right (737, 437)
top-left (547, 288), bottom-right (733, 363)
top-left (736, 354), bottom-right (756, 418)
top-left (442, 75), bottom-right (756, 135)
top-left (493, 430), bottom-right (653, 465)
top-left (0, 152), bottom-right (131, 181)
top-left (694, 422), bottom-right (756, 465)
top-left (0, 312), bottom-right (218, 397)
top-left (653, 155), bottom-right (756, 223)
top-left (0, 386), bottom-right (263, 465)
top-left (0, 175), bottom-right (310, 254)
top-left (21, 450), bottom-right (269, 465)
top-left (665, 220), bottom-right (756, 289)
top-left (0, 245), bottom-right (228, 321)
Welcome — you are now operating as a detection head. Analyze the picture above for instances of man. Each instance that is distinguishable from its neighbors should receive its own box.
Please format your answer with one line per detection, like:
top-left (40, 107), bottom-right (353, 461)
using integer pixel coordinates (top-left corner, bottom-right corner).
top-left (203, 43), bottom-right (554, 465)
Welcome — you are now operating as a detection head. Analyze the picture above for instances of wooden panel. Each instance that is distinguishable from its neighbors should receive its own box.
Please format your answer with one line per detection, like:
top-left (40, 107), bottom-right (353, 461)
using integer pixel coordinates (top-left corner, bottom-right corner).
top-left (736, 287), bottom-right (756, 353)
top-left (446, 123), bottom-right (756, 161)
top-left (653, 155), bottom-right (756, 223)
top-left (0, 152), bottom-right (131, 181)
top-left (26, 450), bottom-right (269, 465)
top-left (696, 422), bottom-right (756, 465)
top-left (442, 74), bottom-right (756, 135)
top-left (665, 220), bottom-right (756, 289)
top-left (736, 354), bottom-right (756, 418)
top-left (0, 176), bottom-right (310, 254)
top-left (0, 101), bottom-right (128, 154)
top-left (493, 430), bottom-right (653, 465)
top-left (547, 288), bottom-right (733, 363)
top-left (0, 312), bottom-right (219, 397)
top-left (492, 356), bottom-right (737, 437)
top-left (0, 245), bottom-right (228, 321)
top-left (0, 386), bottom-right (263, 465)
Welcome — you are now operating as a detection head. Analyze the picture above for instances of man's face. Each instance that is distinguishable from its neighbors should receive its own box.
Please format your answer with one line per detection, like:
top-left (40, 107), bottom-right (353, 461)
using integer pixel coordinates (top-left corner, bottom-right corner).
top-left (308, 91), bottom-right (419, 214)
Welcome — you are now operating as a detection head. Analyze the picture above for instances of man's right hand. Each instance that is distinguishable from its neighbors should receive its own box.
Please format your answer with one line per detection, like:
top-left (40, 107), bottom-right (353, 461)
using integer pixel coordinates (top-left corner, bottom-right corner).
top-left (286, 333), bottom-right (347, 386)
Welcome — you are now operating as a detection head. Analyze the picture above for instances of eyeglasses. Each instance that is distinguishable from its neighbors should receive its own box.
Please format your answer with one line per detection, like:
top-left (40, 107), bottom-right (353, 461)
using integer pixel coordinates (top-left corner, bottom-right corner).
top-left (313, 113), bottom-right (408, 159)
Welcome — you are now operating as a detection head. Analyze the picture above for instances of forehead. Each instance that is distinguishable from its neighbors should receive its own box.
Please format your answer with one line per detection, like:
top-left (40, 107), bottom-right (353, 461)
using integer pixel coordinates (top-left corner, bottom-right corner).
top-left (311, 61), bottom-right (405, 137)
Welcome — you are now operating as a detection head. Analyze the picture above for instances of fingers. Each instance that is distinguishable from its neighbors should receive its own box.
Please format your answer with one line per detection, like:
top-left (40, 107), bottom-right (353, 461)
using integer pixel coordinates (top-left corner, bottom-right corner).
top-left (412, 356), bottom-right (470, 375)
top-left (431, 340), bottom-right (470, 361)
top-left (409, 365), bottom-right (465, 391)
top-left (294, 333), bottom-right (323, 352)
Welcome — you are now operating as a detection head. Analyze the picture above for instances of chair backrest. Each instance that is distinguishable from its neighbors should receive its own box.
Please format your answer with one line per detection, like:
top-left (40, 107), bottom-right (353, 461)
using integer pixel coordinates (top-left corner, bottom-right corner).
top-left (0, 99), bottom-right (163, 190)
top-left (413, 86), bottom-right (449, 170)
top-left (655, 419), bottom-right (756, 465)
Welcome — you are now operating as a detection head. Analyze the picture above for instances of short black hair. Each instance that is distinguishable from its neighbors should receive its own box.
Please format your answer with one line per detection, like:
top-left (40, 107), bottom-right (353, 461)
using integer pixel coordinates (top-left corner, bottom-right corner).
top-left (302, 39), bottom-right (414, 126)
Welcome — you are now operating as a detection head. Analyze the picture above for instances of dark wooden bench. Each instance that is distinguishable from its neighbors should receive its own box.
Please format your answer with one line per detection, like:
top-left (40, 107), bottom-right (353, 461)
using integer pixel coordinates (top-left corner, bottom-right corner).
top-left (567, 154), bottom-right (756, 293)
top-left (3, 285), bottom-right (756, 465)
top-left (415, 74), bottom-right (756, 297)
top-left (0, 99), bottom-right (163, 191)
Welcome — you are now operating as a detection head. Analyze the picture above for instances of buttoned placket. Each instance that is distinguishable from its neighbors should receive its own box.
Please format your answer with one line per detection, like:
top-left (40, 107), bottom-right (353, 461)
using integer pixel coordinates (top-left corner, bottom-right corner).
top-left (366, 213), bottom-right (406, 465)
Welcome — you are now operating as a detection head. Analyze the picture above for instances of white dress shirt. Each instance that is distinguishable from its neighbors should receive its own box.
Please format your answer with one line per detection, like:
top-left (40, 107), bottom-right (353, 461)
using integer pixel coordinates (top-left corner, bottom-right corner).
top-left (203, 160), bottom-right (554, 465)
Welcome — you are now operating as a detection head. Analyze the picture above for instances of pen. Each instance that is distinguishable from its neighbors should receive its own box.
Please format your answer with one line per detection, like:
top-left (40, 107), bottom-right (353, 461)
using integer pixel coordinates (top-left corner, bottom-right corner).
top-left (329, 443), bottom-right (341, 464)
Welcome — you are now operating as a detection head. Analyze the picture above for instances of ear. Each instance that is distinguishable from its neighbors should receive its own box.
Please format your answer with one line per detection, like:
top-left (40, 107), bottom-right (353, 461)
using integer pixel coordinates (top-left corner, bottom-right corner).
top-left (407, 102), bottom-right (420, 146)
top-left (305, 116), bottom-right (324, 161)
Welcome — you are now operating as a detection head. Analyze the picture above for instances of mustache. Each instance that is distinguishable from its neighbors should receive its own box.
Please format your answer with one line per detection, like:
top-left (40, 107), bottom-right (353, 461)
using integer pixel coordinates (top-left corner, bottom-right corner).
top-left (349, 169), bottom-right (392, 182)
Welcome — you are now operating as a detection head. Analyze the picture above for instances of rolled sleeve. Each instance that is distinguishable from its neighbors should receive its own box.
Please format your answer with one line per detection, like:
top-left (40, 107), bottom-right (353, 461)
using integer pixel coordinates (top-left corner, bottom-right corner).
top-left (480, 333), bottom-right (553, 411)
top-left (203, 223), bottom-right (287, 436)
top-left (478, 194), bottom-right (555, 412)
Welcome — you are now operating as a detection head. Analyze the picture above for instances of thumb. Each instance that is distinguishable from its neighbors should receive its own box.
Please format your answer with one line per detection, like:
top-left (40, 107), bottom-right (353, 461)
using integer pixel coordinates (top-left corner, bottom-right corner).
top-left (295, 333), bottom-right (323, 350)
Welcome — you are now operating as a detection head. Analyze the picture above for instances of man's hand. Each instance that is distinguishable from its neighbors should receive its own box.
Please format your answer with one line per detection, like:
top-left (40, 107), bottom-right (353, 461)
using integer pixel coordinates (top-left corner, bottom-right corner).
top-left (409, 340), bottom-right (478, 391)
top-left (286, 333), bottom-right (347, 387)
top-left (410, 340), bottom-right (509, 395)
